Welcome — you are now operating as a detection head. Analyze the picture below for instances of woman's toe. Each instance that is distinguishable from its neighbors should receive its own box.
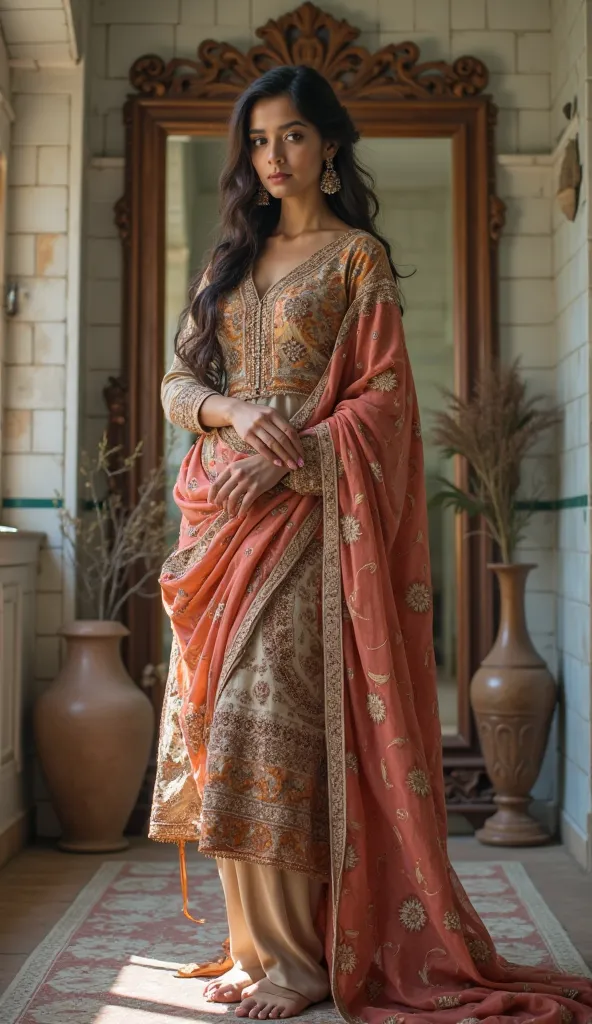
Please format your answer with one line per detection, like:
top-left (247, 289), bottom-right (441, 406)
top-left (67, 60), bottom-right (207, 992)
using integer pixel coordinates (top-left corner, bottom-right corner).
top-left (249, 1002), bottom-right (266, 1018)
top-left (213, 984), bottom-right (240, 1003)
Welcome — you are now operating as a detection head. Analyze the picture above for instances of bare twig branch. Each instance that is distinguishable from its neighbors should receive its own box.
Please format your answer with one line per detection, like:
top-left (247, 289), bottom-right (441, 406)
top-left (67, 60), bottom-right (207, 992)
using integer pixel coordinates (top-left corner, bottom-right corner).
top-left (57, 432), bottom-right (173, 621)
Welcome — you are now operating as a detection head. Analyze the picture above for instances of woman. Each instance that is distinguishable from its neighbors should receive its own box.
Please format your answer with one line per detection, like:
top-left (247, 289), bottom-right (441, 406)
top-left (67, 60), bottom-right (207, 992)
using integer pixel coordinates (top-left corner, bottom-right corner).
top-left (150, 65), bottom-right (592, 1023)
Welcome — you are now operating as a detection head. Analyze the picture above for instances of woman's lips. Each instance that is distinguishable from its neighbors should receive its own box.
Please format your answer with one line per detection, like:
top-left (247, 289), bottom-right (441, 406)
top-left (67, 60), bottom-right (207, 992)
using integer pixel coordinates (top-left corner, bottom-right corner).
top-left (268, 172), bottom-right (291, 182)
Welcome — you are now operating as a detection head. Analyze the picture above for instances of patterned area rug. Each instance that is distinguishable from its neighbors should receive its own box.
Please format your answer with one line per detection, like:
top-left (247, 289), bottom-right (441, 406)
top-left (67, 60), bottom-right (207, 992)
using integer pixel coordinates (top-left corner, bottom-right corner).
top-left (0, 858), bottom-right (589, 1023)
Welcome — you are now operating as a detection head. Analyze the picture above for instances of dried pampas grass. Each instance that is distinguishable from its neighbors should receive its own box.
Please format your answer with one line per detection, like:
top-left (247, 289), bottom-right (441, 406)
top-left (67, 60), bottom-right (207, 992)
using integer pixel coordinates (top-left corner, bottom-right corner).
top-left (430, 360), bottom-right (560, 564)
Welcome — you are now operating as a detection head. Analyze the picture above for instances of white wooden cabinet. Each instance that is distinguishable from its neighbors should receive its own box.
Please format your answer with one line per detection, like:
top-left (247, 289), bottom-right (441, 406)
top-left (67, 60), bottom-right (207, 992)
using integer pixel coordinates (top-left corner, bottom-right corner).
top-left (0, 529), bottom-right (43, 866)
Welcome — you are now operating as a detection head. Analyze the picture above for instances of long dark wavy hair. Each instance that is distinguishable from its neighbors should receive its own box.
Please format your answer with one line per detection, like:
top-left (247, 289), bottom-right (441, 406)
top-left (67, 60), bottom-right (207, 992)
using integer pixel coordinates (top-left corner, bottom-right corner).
top-left (176, 64), bottom-right (401, 391)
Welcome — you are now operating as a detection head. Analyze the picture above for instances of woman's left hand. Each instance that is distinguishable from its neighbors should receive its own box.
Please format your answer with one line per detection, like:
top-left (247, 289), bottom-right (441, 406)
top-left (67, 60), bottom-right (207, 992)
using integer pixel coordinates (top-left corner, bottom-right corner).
top-left (208, 455), bottom-right (288, 516)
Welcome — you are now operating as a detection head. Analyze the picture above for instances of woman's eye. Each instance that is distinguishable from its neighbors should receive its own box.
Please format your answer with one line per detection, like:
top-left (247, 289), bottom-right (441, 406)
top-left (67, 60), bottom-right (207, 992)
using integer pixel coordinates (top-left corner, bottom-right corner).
top-left (252, 137), bottom-right (266, 147)
top-left (286, 132), bottom-right (303, 141)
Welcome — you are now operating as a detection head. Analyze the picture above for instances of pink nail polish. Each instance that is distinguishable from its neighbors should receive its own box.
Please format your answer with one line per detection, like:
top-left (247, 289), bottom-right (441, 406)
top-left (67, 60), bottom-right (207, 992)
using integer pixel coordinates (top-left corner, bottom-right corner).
top-left (298, 458), bottom-right (304, 467)
top-left (274, 459), bottom-right (282, 467)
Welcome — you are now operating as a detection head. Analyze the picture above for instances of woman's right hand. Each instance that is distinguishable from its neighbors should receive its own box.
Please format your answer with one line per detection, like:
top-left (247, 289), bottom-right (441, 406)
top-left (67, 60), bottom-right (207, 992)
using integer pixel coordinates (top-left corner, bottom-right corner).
top-left (228, 400), bottom-right (305, 471)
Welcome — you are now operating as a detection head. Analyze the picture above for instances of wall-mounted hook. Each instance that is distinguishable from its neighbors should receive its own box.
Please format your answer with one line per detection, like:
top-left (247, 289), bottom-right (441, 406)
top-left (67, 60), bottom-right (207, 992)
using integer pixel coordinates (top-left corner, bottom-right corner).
top-left (5, 282), bottom-right (19, 317)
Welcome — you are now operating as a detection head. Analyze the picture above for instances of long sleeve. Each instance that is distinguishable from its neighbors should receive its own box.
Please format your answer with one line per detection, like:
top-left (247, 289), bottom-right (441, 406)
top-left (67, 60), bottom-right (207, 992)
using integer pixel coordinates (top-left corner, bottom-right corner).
top-left (163, 262), bottom-right (218, 434)
top-left (161, 352), bottom-right (218, 435)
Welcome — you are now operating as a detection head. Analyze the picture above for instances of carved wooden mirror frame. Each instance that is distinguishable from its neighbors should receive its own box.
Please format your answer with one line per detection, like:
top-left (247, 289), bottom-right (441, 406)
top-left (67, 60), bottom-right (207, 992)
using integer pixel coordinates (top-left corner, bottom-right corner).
top-left (115, 1), bottom-right (505, 824)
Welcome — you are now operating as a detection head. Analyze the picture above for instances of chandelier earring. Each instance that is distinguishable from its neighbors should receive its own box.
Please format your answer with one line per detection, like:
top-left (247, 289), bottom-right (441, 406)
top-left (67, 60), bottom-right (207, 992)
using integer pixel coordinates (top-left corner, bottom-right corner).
top-left (256, 181), bottom-right (270, 206)
top-left (320, 155), bottom-right (341, 195)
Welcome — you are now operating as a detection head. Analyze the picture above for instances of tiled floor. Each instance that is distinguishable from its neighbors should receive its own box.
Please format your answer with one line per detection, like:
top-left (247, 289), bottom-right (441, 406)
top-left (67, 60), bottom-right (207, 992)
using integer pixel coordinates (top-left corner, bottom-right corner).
top-left (1, 836), bottom-right (591, 995)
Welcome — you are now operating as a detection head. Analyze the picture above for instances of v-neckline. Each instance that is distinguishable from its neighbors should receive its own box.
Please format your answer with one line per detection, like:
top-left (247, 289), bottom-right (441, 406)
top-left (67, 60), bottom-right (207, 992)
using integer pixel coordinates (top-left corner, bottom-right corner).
top-left (247, 229), bottom-right (361, 305)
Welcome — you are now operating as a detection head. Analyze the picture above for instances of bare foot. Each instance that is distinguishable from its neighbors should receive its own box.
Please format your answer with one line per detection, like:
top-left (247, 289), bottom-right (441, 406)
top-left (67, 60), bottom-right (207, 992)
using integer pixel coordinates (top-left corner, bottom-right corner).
top-left (236, 979), bottom-right (326, 1019)
top-left (204, 965), bottom-right (256, 1003)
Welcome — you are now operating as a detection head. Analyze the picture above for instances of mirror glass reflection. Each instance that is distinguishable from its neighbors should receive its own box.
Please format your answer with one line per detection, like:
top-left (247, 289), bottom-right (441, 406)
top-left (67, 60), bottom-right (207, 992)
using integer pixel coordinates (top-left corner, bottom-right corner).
top-left (164, 133), bottom-right (458, 735)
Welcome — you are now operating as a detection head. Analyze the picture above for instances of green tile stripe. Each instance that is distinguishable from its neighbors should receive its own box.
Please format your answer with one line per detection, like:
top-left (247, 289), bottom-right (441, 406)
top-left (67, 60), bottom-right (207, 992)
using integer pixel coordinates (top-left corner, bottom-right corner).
top-left (515, 495), bottom-right (588, 511)
top-left (2, 495), bottom-right (589, 512)
top-left (2, 498), bottom-right (105, 511)
top-left (556, 495), bottom-right (589, 510)
top-left (2, 497), bottom-right (63, 509)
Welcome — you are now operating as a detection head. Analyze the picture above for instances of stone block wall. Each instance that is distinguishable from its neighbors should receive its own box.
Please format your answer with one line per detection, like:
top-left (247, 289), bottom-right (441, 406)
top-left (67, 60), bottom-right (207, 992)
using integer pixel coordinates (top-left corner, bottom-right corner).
top-left (551, 0), bottom-right (592, 868)
top-left (2, 63), bottom-right (83, 835)
top-left (8, 0), bottom-right (592, 858)
top-left (84, 0), bottom-right (560, 836)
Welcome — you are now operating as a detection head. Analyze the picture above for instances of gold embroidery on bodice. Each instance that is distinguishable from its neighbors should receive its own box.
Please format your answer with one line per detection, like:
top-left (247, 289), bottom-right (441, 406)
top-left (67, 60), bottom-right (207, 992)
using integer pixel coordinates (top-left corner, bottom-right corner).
top-left (218, 229), bottom-right (360, 401)
top-left (161, 231), bottom-right (390, 442)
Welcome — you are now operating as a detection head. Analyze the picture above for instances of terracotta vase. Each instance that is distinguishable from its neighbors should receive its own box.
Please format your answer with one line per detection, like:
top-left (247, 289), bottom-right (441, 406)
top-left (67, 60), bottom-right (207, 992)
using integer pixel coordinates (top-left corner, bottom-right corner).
top-left (34, 620), bottom-right (154, 852)
top-left (470, 564), bottom-right (557, 846)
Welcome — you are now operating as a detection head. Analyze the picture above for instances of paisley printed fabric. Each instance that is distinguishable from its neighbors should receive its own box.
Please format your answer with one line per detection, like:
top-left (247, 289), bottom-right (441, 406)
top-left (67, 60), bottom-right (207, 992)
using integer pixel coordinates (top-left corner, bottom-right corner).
top-left (197, 534), bottom-right (330, 879)
top-left (151, 231), bottom-right (592, 1024)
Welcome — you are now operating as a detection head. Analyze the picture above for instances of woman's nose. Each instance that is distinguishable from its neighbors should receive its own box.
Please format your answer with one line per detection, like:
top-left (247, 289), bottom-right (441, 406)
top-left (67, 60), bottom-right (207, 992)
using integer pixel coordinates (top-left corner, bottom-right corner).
top-left (268, 146), bottom-right (284, 165)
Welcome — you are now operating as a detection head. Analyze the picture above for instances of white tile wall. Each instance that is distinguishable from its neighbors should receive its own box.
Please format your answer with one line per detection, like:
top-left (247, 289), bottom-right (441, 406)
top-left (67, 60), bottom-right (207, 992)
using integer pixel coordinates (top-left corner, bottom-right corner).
top-left (518, 33), bottom-right (552, 74)
top-left (11, 0), bottom-right (591, 844)
top-left (5, 322), bottom-right (33, 365)
top-left (5, 365), bottom-right (66, 409)
top-left (548, 0), bottom-right (592, 869)
top-left (8, 186), bottom-right (68, 233)
top-left (13, 277), bottom-right (67, 321)
top-left (0, 9), bottom-right (69, 45)
top-left (4, 410), bottom-right (32, 453)
top-left (8, 146), bottom-right (36, 186)
top-left (377, 0), bottom-right (414, 31)
top-left (34, 322), bottom-right (66, 364)
top-left (2, 60), bottom-right (82, 837)
top-left (38, 146), bottom-right (69, 186)
top-left (32, 410), bottom-right (64, 453)
top-left (488, 0), bottom-right (551, 31)
top-left (6, 234), bottom-right (35, 275)
top-left (12, 95), bottom-right (69, 146)
top-left (2, 453), bottom-right (64, 498)
top-left (451, 0), bottom-right (486, 31)
top-left (76, 0), bottom-right (567, 837)
top-left (94, 0), bottom-right (181, 22)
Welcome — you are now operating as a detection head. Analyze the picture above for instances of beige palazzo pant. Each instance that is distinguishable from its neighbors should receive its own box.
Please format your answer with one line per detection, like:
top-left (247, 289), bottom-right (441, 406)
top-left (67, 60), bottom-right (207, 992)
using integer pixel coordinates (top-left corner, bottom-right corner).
top-left (217, 858), bottom-right (330, 1001)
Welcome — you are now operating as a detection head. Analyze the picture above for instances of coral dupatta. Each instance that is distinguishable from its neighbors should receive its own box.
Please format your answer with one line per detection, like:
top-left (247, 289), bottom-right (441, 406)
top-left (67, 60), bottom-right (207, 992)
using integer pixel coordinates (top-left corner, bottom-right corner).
top-left (157, 245), bottom-right (592, 1023)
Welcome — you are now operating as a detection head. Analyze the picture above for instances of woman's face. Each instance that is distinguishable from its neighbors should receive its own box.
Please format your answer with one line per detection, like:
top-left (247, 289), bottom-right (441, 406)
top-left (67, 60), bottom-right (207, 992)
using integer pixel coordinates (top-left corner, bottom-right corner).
top-left (248, 94), bottom-right (336, 202)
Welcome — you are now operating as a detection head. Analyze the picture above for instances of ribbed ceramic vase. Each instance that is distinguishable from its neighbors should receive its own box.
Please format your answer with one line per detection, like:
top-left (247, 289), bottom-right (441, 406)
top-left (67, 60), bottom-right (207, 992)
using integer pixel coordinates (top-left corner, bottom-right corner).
top-left (34, 620), bottom-right (154, 852)
top-left (470, 564), bottom-right (557, 846)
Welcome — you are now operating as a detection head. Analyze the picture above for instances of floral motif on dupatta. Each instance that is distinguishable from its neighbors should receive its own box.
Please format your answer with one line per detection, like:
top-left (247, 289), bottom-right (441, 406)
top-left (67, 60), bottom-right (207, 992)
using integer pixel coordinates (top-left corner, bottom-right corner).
top-left (306, 257), bottom-right (592, 1024)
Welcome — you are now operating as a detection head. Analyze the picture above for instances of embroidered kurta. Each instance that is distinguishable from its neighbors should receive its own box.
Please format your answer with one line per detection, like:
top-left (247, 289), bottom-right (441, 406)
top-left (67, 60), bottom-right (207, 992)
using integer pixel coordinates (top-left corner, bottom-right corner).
top-left (152, 229), bottom-right (370, 877)
top-left (150, 230), bottom-right (592, 1024)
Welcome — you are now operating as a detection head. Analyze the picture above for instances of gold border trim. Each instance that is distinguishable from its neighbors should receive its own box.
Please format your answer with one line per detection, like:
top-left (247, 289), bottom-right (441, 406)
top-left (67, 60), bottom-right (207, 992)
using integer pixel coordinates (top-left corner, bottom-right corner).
top-left (213, 503), bottom-right (323, 708)
top-left (244, 229), bottom-right (361, 309)
top-left (315, 422), bottom-right (352, 1022)
top-left (148, 821), bottom-right (200, 843)
top-left (160, 509), bottom-right (228, 580)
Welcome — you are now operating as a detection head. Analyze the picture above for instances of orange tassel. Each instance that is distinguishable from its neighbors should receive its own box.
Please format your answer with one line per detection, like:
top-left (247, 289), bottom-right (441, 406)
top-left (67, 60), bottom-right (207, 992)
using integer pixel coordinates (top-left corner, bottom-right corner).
top-left (178, 840), bottom-right (206, 925)
top-left (174, 843), bottom-right (233, 978)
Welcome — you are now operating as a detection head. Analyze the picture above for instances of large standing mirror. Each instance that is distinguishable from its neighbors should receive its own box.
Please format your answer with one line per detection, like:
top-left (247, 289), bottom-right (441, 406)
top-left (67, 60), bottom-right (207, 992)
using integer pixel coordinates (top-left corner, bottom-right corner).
top-left (115, 2), bottom-right (504, 825)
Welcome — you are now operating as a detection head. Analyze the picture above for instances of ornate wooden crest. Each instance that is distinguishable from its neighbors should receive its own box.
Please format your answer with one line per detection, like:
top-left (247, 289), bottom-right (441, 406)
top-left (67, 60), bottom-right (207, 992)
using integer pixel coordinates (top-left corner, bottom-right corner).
top-left (130, 1), bottom-right (488, 101)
